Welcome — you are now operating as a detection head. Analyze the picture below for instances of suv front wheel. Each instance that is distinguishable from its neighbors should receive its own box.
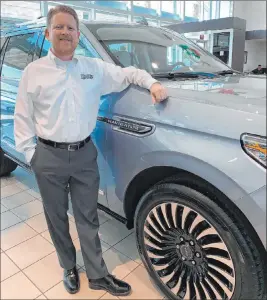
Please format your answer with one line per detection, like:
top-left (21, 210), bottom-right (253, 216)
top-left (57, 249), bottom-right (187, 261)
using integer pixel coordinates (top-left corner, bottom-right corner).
top-left (134, 177), bottom-right (266, 300)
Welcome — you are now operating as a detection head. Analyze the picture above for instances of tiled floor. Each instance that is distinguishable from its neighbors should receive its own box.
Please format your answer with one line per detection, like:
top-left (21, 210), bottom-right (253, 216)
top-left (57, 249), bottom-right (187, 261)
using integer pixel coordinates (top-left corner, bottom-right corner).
top-left (1, 167), bottom-right (164, 299)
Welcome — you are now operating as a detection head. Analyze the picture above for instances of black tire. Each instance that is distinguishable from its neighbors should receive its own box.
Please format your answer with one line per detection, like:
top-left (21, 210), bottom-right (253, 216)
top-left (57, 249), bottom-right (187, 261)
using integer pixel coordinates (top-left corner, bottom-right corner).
top-left (134, 175), bottom-right (267, 300)
top-left (0, 148), bottom-right (17, 177)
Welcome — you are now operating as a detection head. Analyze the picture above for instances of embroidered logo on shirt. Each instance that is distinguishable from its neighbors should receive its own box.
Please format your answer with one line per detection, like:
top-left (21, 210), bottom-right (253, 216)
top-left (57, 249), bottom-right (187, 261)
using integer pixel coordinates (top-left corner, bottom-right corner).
top-left (81, 74), bottom-right (94, 80)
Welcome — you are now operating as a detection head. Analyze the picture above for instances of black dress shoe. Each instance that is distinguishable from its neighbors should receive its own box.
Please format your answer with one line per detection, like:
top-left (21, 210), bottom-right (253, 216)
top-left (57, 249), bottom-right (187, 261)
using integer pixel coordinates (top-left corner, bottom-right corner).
top-left (89, 274), bottom-right (131, 296)
top-left (63, 266), bottom-right (80, 294)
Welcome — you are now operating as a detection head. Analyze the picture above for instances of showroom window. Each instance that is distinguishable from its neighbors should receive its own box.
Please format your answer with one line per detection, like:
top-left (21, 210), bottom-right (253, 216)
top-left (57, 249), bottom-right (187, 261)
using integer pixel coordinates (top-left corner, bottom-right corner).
top-left (116, 0), bottom-right (131, 9)
top-left (133, 1), bottom-right (161, 14)
top-left (161, 1), bottom-right (174, 13)
top-left (220, 1), bottom-right (233, 18)
top-left (133, 1), bottom-right (150, 8)
top-left (1, 1), bottom-right (40, 21)
top-left (149, 1), bottom-right (161, 14)
top-left (211, 1), bottom-right (219, 19)
top-left (1, 33), bottom-right (38, 75)
top-left (185, 1), bottom-right (202, 20)
top-left (95, 11), bottom-right (128, 21)
top-left (175, 1), bottom-right (184, 18)
top-left (203, 1), bottom-right (211, 20)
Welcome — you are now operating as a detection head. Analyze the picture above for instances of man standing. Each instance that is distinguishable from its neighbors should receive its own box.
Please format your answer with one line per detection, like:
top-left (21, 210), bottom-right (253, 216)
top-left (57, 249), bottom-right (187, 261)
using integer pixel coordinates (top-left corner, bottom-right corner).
top-left (14, 4), bottom-right (167, 297)
top-left (252, 64), bottom-right (266, 74)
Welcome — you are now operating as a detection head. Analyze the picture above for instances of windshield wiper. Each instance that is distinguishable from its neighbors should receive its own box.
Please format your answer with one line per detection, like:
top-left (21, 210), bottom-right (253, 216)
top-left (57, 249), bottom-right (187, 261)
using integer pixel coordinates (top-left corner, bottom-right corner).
top-left (153, 72), bottom-right (200, 79)
top-left (216, 70), bottom-right (236, 75)
top-left (152, 71), bottom-right (215, 79)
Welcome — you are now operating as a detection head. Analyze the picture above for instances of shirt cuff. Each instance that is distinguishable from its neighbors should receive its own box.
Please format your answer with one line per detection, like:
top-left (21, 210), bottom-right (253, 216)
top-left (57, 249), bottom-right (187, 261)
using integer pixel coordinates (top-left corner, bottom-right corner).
top-left (25, 148), bottom-right (36, 164)
top-left (146, 78), bottom-right (160, 90)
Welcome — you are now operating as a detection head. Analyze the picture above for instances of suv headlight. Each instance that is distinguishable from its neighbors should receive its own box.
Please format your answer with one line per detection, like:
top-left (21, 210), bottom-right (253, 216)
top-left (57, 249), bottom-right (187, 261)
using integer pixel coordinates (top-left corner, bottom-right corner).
top-left (241, 133), bottom-right (266, 168)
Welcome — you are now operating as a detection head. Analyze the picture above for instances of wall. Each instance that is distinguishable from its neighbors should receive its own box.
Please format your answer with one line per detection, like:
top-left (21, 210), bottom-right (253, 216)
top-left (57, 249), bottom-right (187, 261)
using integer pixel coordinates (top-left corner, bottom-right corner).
top-left (233, 1), bottom-right (266, 31)
top-left (244, 39), bottom-right (267, 71)
top-left (233, 1), bottom-right (266, 71)
top-left (232, 28), bottom-right (246, 72)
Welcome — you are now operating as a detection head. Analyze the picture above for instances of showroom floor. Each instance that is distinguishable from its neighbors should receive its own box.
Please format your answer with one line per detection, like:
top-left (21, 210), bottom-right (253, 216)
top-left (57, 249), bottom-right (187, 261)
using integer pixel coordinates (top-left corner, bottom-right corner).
top-left (1, 167), bottom-right (164, 299)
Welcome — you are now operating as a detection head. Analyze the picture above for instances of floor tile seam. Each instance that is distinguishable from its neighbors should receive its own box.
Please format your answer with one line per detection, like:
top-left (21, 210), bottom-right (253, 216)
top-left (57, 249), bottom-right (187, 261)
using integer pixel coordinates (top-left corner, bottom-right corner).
top-left (2, 214), bottom-right (127, 251)
top-left (0, 188), bottom-right (25, 199)
top-left (1, 207), bottom-right (11, 214)
top-left (0, 267), bottom-right (21, 283)
top-left (1, 197), bottom-right (39, 212)
top-left (3, 243), bottom-right (142, 298)
top-left (105, 231), bottom-right (134, 248)
top-left (22, 214), bottom-right (49, 234)
top-left (1, 180), bottom-right (20, 189)
top-left (10, 206), bottom-right (44, 221)
top-left (1, 219), bottom-right (25, 231)
top-left (4, 244), bottom-right (56, 271)
top-left (1, 210), bottom-right (45, 241)
top-left (1, 202), bottom-right (9, 209)
top-left (4, 235), bottom-right (86, 275)
top-left (41, 279), bottom-right (64, 296)
top-left (110, 246), bottom-right (142, 265)
top-left (98, 218), bottom-right (110, 226)
top-left (1, 183), bottom-right (41, 200)
top-left (1, 225), bottom-right (41, 252)
top-left (1, 251), bottom-right (44, 298)
top-left (27, 191), bottom-right (42, 200)
top-left (2, 231), bottom-right (139, 271)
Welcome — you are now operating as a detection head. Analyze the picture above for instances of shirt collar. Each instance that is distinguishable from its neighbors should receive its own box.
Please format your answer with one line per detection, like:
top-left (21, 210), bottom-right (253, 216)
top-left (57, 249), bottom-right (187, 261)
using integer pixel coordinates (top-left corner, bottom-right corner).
top-left (48, 49), bottom-right (78, 68)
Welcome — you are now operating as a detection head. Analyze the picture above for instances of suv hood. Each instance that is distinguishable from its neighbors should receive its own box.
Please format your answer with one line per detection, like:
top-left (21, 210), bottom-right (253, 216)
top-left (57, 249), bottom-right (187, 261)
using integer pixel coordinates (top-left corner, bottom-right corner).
top-left (113, 74), bottom-right (266, 140)
top-left (163, 74), bottom-right (266, 115)
top-left (155, 74), bottom-right (266, 139)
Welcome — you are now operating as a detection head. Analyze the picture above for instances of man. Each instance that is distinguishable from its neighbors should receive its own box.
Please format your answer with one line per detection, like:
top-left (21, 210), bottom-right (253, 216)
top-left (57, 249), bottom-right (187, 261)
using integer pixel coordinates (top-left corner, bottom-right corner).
top-left (14, 4), bottom-right (167, 297)
top-left (252, 64), bottom-right (266, 74)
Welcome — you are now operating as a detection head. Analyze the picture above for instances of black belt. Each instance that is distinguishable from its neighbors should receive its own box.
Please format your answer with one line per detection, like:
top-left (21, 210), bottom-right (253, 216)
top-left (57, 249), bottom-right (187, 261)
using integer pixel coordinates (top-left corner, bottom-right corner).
top-left (38, 136), bottom-right (91, 151)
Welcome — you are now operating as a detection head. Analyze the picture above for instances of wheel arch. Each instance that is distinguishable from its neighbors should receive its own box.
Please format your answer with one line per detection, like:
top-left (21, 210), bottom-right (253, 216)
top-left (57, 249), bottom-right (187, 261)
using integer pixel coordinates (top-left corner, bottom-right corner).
top-left (123, 152), bottom-right (247, 224)
top-left (122, 153), bottom-right (266, 253)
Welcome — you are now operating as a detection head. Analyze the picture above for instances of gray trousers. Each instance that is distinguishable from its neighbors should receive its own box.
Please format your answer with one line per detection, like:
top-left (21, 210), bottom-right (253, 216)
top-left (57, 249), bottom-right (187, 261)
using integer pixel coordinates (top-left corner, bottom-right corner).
top-left (31, 138), bottom-right (108, 280)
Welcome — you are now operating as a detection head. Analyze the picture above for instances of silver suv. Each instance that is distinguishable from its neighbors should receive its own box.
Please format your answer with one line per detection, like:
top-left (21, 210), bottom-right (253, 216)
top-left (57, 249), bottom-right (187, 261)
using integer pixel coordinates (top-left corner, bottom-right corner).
top-left (1, 19), bottom-right (266, 299)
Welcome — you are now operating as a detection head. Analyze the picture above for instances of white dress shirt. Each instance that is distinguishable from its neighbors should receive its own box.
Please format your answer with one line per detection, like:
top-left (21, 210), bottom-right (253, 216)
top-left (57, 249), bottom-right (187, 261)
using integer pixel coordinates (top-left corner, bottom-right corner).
top-left (14, 50), bottom-right (157, 163)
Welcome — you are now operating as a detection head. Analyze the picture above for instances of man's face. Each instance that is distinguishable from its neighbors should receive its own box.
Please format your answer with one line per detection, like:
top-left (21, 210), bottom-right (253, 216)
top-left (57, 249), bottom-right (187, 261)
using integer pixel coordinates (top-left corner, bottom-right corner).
top-left (45, 12), bottom-right (80, 58)
top-left (258, 65), bottom-right (262, 70)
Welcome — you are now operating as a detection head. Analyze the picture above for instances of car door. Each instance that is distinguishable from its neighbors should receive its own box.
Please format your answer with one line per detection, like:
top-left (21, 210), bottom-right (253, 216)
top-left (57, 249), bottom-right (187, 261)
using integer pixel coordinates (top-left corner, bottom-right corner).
top-left (0, 29), bottom-right (41, 164)
top-left (38, 31), bottom-right (110, 207)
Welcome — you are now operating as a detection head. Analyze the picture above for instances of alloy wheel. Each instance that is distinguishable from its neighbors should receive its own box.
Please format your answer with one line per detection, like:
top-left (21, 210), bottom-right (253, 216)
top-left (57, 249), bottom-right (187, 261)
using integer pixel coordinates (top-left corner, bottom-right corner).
top-left (143, 202), bottom-right (236, 299)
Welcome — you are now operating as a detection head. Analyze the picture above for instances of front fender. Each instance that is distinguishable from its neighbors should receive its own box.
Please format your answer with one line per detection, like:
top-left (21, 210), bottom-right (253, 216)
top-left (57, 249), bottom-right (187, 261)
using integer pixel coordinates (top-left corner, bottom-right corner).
top-left (125, 150), bottom-right (249, 203)
top-left (120, 150), bottom-right (265, 247)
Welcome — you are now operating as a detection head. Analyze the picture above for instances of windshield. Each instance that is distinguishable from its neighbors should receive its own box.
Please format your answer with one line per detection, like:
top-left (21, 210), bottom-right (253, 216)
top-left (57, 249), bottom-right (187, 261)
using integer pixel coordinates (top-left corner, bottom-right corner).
top-left (86, 24), bottom-right (231, 75)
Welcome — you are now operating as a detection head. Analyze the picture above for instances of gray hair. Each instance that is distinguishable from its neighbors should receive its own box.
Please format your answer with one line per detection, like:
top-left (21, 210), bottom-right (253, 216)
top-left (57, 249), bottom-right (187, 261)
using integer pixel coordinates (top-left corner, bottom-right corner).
top-left (47, 5), bottom-right (79, 30)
